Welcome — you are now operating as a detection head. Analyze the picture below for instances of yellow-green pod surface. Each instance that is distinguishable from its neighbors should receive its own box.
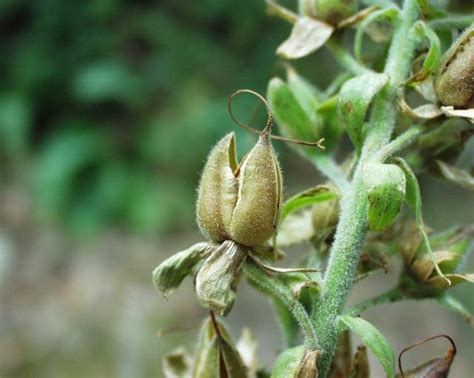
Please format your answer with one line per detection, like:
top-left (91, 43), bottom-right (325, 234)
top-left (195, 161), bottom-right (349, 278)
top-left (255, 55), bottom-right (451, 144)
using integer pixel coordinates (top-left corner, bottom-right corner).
top-left (229, 134), bottom-right (282, 246)
top-left (196, 133), bottom-right (238, 242)
top-left (435, 24), bottom-right (474, 108)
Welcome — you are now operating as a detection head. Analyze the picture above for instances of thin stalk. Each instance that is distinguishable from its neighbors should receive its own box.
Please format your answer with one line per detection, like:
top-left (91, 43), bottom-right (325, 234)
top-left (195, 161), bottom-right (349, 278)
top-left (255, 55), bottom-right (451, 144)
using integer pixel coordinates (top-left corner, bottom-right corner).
top-left (375, 125), bottom-right (423, 162)
top-left (313, 0), bottom-right (421, 375)
top-left (312, 154), bottom-right (350, 192)
top-left (243, 261), bottom-right (320, 350)
top-left (326, 39), bottom-right (371, 76)
top-left (347, 287), bottom-right (405, 316)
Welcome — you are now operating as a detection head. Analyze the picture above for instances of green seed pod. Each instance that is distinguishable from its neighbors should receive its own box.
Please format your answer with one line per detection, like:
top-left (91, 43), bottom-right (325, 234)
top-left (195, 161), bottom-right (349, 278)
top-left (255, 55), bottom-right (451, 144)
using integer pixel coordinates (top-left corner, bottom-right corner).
top-left (196, 133), bottom-right (238, 242)
top-left (314, 0), bottom-right (358, 25)
top-left (435, 24), bottom-right (474, 108)
top-left (363, 163), bottom-right (406, 231)
top-left (271, 346), bottom-right (320, 378)
top-left (229, 133), bottom-right (282, 246)
top-left (196, 132), bottom-right (282, 247)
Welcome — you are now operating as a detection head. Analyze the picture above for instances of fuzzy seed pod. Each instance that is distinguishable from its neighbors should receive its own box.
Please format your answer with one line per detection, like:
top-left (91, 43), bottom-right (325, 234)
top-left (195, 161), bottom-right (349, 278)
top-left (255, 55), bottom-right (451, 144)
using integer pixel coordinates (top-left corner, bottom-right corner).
top-left (314, 0), bottom-right (357, 25)
top-left (196, 133), bottom-right (238, 242)
top-left (363, 163), bottom-right (406, 231)
top-left (435, 24), bottom-right (474, 108)
top-left (229, 134), bottom-right (282, 246)
top-left (196, 132), bottom-right (282, 247)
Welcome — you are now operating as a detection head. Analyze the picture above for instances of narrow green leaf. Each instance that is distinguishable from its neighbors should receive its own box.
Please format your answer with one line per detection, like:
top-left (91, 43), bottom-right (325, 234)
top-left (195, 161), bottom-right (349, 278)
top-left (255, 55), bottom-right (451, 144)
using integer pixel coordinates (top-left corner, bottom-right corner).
top-left (338, 73), bottom-right (389, 152)
top-left (395, 157), bottom-right (451, 286)
top-left (437, 294), bottom-right (474, 328)
top-left (277, 17), bottom-right (334, 59)
top-left (339, 315), bottom-right (395, 378)
top-left (281, 185), bottom-right (339, 220)
top-left (267, 77), bottom-right (320, 157)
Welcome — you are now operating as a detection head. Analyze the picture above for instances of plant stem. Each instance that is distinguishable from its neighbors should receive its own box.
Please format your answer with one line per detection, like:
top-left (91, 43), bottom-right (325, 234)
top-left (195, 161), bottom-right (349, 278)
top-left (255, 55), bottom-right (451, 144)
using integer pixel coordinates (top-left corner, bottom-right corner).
top-left (375, 125), bottom-right (423, 162)
top-left (326, 39), bottom-right (371, 76)
top-left (313, 0), bottom-right (420, 375)
top-left (347, 287), bottom-right (405, 316)
top-left (243, 260), bottom-right (320, 350)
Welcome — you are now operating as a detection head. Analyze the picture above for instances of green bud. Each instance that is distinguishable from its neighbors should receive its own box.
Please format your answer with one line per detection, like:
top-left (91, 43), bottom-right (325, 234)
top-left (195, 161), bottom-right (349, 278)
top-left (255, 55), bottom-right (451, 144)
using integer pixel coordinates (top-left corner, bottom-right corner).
top-left (363, 163), bottom-right (406, 231)
top-left (271, 346), bottom-right (320, 378)
top-left (314, 0), bottom-right (357, 25)
top-left (435, 24), bottom-right (474, 108)
top-left (153, 242), bottom-right (212, 299)
top-left (195, 241), bottom-right (247, 315)
top-left (192, 317), bottom-right (248, 378)
top-left (196, 132), bottom-right (282, 247)
top-left (196, 133), bottom-right (238, 242)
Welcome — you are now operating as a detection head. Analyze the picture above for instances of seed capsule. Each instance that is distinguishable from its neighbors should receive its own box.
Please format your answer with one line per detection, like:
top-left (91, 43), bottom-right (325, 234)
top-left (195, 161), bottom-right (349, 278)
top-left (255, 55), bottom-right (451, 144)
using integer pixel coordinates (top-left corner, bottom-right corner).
top-left (196, 133), bottom-right (238, 242)
top-left (363, 163), bottom-right (406, 231)
top-left (229, 133), bottom-right (282, 246)
top-left (196, 132), bottom-right (282, 247)
top-left (435, 24), bottom-right (474, 108)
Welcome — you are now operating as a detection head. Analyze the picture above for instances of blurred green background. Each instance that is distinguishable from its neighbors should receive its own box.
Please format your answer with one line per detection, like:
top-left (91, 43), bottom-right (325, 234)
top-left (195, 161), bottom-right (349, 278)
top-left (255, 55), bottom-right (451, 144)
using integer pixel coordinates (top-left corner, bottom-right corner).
top-left (0, 0), bottom-right (473, 377)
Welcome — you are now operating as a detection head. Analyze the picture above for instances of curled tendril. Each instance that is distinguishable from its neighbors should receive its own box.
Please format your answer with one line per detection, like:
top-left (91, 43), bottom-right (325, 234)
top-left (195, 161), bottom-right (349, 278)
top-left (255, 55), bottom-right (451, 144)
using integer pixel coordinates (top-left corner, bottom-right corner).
top-left (398, 334), bottom-right (457, 377)
top-left (228, 88), bottom-right (325, 149)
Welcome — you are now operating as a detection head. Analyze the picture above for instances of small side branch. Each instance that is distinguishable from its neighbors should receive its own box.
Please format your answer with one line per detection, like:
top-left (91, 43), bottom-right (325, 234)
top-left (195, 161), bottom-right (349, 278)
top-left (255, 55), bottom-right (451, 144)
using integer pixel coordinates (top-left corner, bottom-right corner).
top-left (244, 260), bottom-right (320, 350)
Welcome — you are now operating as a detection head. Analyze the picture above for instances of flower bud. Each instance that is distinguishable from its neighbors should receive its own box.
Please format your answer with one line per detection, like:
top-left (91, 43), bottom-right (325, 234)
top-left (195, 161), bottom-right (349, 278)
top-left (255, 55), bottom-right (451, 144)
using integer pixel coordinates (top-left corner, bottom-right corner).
top-left (435, 24), bottom-right (474, 108)
top-left (363, 163), bottom-right (406, 231)
top-left (196, 132), bottom-right (282, 247)
top-left (314, 0), bottom-right (358, 25)
top-left (271, 345), bottom-right (321, 378)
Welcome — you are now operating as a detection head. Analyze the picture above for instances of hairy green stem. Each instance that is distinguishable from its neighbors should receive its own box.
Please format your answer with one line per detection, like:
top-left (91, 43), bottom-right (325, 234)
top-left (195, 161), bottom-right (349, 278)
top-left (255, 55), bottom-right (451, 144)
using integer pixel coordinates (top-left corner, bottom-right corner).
top-left (347, 287), bottom-right (405, 316)
top-left (375, 125), bottom-right (423, 162)
top-left (313, 0), bottom-right (420, 375)
top-left (243, 261), bottom-right (320, 350)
